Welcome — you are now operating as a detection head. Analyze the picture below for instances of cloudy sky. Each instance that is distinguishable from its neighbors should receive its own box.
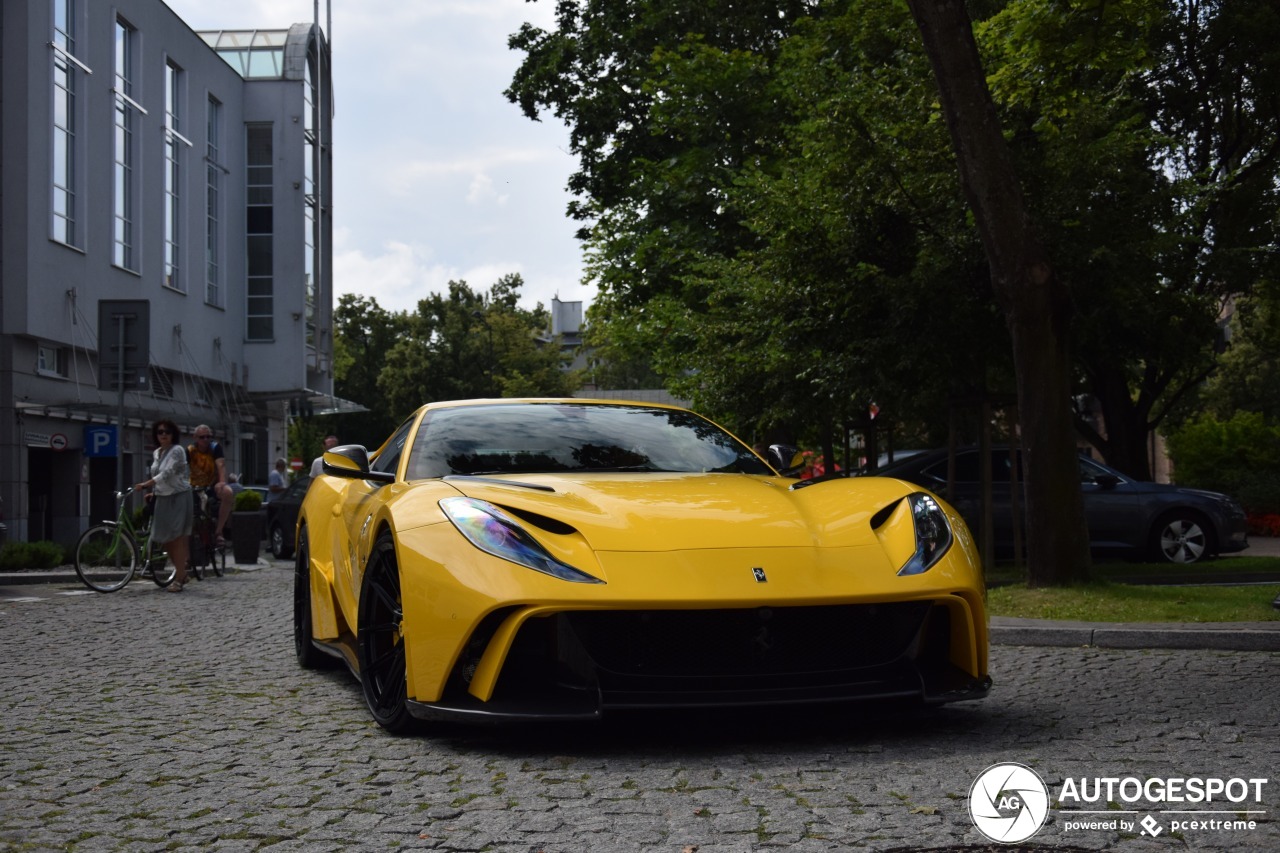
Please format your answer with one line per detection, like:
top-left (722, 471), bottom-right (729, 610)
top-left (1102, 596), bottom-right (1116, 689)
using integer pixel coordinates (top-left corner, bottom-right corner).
top-left (163, 0), bottom-right (592, 316)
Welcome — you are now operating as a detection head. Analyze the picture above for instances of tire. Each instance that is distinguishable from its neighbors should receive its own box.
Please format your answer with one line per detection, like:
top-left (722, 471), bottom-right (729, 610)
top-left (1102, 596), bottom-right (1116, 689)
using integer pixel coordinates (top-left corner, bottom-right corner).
top-left (357, 532), bottom-right (416, 733)
top-left (293, 526), bottom-right (331, 670)
top-left (147, 552), bottom-right (177, 587)
top-left (75, 524), bottom-right (138, 592)
top-left (270, 522), bottom-right (294, 560)
top-left (1151, 511), bottom-right (1214, 564)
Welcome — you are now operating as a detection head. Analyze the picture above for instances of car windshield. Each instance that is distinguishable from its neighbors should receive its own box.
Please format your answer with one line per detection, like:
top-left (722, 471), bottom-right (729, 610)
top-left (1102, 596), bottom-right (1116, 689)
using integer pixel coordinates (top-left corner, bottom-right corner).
top-left (405, 402), bottom-right (770, 479)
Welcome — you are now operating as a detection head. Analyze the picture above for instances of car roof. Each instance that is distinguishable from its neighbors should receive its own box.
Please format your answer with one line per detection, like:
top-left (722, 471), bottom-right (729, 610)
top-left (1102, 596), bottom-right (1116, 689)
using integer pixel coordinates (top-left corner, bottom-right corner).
top-left (417, 397), bottom-right (688, 414)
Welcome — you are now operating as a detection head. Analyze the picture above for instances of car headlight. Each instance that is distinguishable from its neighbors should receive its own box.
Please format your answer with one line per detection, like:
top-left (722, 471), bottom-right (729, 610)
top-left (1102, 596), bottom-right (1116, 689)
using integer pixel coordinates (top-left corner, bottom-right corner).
top-left (897, 492), bottom-right (953, 576)
top-left (439, 497), bottom-right (603, 584)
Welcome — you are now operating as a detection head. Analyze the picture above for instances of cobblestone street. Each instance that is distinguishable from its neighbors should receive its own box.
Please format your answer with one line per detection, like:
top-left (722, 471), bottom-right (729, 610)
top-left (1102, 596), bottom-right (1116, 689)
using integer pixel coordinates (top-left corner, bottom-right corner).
top-left (1, 565), bottom-right (1276, 852)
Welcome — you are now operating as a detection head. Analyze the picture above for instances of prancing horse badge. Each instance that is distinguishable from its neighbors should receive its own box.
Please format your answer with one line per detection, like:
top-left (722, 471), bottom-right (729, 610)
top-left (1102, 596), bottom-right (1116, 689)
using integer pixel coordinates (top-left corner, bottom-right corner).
top-left (752, 567), bottom-right (767, 583)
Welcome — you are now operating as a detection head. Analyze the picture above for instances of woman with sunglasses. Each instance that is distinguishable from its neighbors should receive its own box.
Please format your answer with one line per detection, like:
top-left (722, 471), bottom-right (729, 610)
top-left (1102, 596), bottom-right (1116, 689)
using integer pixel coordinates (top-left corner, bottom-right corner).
top-left (135, 419), bottom-right (193, 592)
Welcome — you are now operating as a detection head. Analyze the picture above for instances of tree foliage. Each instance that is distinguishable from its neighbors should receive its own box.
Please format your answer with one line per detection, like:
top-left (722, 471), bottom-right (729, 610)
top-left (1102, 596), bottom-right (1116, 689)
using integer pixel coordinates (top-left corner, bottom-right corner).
top-left (506, 0), bottom-right (1280, 581)
top-left (320, 277), bottom-right (576, 451)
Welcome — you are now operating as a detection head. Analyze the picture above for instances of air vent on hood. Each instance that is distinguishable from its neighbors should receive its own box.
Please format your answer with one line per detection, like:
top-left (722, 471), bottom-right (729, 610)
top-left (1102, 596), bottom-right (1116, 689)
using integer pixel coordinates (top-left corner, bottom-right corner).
top-left (501, 505), bottom-right (576, 536)
top-left (869, 498), bottom-right (904, 532)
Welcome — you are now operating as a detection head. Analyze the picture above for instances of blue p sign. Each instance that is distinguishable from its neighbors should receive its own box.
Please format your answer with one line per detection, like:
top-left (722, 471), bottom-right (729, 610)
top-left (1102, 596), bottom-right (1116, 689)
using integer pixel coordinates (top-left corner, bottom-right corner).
top-left (84, 426), bottom-right (118, 458)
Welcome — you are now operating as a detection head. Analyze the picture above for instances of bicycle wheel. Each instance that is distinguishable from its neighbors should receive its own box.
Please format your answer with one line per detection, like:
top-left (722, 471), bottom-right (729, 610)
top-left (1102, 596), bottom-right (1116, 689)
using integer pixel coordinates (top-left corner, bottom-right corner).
top-left (75, 524), bottom-right (138, 592)
top-left (144, 546), bottom-right (177, 587)
top-left (212, 541), bottom-right (226, 577)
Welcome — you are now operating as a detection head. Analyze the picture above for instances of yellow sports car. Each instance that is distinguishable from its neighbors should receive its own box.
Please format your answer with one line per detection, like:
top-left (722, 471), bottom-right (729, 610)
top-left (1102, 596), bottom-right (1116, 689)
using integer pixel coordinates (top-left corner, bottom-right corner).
top-left (293, 399), bottom-right (990, 732)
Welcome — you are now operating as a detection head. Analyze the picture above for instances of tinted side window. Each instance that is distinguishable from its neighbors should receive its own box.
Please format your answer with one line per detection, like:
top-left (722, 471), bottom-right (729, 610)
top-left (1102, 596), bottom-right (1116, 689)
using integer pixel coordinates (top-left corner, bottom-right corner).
top-left (370, 419), bottom-right (414, 477)
top-left (923, 451), bottom-right (982, 483)
top-left (922, 450), bottom-right (1021, 484)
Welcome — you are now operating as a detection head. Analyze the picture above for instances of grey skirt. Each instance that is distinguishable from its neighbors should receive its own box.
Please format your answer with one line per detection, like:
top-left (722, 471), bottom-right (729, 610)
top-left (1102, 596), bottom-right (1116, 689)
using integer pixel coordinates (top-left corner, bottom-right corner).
top-left (152, 491), bottom-right (193, 543)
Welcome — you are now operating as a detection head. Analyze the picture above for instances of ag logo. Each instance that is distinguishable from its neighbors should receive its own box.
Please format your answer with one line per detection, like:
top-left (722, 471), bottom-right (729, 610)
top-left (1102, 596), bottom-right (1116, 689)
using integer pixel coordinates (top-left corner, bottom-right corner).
top-left (968, 762), bottom-right (1050, 843)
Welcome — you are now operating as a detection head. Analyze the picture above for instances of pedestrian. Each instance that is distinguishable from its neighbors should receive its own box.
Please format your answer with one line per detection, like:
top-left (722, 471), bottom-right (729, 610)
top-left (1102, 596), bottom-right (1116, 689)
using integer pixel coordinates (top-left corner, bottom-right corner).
top-left (135, 419), bottom-right (193, 592)
top-left (268, 457), bottom-right (289, 502)
top-left (188, 424), bottom-right (234, 546)
top-left (310, 435), bottom-right (339, 477)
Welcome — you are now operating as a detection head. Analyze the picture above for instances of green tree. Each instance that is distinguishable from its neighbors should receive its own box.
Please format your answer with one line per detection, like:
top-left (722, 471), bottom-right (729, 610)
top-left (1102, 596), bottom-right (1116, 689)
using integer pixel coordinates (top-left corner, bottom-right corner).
top-left (376, 275), bottom-right (576, 419)
top-left (978, 0), bottom-right (1280, 479)
top-left (1192, 283), bottom-right (1280, 424)
top-left (329, 294), bottom-right (410, 447)
top-left (1166, 411), bottom-right (1280, 514)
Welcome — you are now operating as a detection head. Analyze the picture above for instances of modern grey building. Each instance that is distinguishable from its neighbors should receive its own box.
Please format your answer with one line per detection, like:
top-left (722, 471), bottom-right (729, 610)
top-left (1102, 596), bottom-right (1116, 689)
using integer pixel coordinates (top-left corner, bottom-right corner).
top-left (1, 0), bottom-right (352, 547)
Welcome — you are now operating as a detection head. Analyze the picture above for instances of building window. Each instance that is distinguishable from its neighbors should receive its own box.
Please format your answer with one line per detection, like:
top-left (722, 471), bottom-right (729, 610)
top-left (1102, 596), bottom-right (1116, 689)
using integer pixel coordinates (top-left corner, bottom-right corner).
top-left (303, 57), bottom-right (318, 348)
top-left (37, 344), bottom-right (70, 379)
top-left (163, 60), bottom-right (188, 291)
top-left (206, 96), bottom-right (223, 306)
top-left (51, 0), bottom-right (88, 247)
top-left (113, 18), bottom-right (143, 271)
top-left (246, 123), bottom-right (274, 341)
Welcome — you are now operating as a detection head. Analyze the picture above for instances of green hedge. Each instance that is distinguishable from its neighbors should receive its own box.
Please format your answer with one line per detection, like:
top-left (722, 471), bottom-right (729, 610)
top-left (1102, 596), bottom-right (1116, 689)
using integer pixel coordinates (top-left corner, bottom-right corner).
top-left (0, 541), bottom-right (67, 570)
top-left (1166, 412), bottom-right (1280, 514)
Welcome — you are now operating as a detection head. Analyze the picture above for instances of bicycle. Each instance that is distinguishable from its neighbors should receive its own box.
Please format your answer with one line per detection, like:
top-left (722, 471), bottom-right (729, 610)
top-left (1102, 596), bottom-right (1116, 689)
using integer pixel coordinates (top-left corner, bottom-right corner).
top-left (189, 488), bottom-right (226, 580)
top-left (74, 488), bottom-right (178, 593)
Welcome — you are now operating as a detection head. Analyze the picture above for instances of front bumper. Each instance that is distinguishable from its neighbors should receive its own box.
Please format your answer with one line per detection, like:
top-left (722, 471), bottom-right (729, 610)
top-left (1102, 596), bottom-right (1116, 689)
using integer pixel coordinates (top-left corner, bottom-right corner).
top-left (405, 599), bottom-right (991, 723)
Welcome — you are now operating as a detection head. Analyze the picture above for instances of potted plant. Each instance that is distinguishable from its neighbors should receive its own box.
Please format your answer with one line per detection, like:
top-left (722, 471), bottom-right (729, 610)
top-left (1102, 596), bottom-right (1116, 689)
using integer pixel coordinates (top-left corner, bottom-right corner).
top-left (230, 488), bottom-right (266, 564)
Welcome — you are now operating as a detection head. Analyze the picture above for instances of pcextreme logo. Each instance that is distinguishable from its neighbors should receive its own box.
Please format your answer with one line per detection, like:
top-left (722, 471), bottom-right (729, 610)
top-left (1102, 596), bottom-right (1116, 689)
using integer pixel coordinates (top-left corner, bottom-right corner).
top-left (968, 764), bottom-right (1270, 844)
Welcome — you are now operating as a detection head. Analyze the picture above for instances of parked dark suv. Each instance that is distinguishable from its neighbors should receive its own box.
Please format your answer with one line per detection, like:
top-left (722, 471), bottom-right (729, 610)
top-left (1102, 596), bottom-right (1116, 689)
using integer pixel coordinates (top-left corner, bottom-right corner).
top-left (875, 448), bottom-right (1249, 564)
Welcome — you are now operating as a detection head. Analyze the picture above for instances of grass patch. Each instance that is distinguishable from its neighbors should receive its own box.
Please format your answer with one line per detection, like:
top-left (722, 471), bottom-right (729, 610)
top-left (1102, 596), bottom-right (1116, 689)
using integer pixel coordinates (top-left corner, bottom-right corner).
top-left (987, 555), bottom-right (1280, 585)
top-left (988, 581), bottom-right (1280, 623)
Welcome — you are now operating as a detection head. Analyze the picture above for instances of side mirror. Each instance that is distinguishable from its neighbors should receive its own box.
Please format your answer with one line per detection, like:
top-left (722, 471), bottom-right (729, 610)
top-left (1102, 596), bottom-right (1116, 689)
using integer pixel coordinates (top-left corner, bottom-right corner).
top-left (767, 444), bottom-right (806, 478)
top-left (322, 445), bottom-right (395, 484)
top-left (1092, 473), bottom-right (1121, 490)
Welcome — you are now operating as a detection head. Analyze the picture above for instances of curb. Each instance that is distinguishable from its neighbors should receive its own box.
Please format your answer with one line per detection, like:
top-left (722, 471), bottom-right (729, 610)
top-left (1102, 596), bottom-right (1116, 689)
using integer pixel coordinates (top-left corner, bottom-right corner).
top-left (990, 617), bottom-right (1280, 651)
top-left (0, 557), bottom-right (275, 586)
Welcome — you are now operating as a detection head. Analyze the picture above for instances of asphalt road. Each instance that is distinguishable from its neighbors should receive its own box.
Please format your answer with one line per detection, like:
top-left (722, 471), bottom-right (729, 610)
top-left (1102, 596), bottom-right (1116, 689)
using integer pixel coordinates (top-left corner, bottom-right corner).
top-left (1, 564), bottom-right (1276, 852)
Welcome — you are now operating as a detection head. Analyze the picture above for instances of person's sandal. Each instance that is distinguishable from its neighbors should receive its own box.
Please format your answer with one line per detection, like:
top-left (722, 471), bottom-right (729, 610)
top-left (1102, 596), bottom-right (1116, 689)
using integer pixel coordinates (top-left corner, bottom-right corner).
top-left (166, 578), bottom-right (186, 593)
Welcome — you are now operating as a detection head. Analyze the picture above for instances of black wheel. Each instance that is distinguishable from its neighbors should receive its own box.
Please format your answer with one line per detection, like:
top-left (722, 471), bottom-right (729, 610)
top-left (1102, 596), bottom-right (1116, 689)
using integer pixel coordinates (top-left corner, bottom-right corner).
top-left (270, 522), bottom-right (294, 559)
top-left (293, 526), bottom-right (331, 670)
top-left (74, 524), bottom-right (138, 592)
top-left (357, 532), bottom-right (416, 733)
top-left (1151, 511), bottom-right (1214, 564)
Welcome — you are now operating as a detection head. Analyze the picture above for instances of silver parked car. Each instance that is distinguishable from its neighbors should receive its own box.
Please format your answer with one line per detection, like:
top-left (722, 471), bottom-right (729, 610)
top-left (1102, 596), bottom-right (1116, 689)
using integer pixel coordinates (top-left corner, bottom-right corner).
top-left (875, 447), bottom-right (1250, 564)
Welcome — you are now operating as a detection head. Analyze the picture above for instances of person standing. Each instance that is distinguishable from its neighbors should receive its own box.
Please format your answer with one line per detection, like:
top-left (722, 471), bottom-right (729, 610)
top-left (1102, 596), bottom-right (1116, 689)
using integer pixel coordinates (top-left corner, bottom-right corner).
top-left (268, 457), bottom-right (289, 502)
top-left (135, 419), bottom-right (193, 592)
top-left (310, 435), bottom-right (339, 477)
top-left (188, 425), bottom-right (234, 546)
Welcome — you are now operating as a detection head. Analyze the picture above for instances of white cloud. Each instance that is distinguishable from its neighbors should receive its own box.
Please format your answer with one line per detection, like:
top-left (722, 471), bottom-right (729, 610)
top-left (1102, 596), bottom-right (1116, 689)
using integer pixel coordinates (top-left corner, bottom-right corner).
top-left (165, 0), bottom-right (587, 316)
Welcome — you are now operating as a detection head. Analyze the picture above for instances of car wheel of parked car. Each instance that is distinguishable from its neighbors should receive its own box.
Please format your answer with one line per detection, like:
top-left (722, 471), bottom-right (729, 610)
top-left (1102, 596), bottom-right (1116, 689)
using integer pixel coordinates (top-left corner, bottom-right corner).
top-left (1151, 511), bottom-right (1214, 564)
top-left (270, 522), bottom-right (293, 559)
top-left (358, 532), bottom-right (417, 734)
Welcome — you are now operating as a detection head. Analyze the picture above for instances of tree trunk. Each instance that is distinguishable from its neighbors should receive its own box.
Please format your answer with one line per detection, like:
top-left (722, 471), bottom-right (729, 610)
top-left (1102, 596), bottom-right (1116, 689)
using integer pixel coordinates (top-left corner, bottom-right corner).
top-left (906, 0), bottom-right (1090, 585)
top-left (1081, 365), bottom-right (1155, 481)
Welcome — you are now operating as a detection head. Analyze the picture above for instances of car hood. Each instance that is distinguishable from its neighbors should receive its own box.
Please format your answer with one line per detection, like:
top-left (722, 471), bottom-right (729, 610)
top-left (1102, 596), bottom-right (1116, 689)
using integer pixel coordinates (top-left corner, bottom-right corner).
top-left (442, 472), bottom-right (920, 552)
top-left (1119, 480), bottom-right (1235, 502)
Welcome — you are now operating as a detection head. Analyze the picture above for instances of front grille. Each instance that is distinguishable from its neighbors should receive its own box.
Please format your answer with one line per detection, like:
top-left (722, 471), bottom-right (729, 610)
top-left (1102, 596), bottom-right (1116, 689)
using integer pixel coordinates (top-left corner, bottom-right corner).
top-left (562, 602), bottom-right (932, 679)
